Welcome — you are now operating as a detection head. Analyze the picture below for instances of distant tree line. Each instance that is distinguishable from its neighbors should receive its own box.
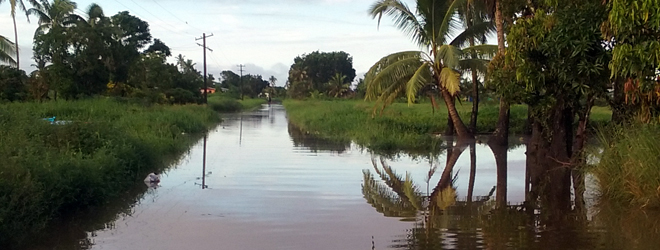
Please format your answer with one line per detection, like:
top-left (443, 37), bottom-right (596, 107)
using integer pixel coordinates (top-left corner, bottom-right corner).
top-left (0, 0), bottom-right (206, 104)
top-left (286, 51), bottom-right (356, 99)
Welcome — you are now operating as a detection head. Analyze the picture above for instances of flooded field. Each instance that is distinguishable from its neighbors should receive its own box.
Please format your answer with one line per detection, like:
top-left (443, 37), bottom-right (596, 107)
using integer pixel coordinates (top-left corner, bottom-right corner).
top-left (23, 105), bottom-right (660, 250)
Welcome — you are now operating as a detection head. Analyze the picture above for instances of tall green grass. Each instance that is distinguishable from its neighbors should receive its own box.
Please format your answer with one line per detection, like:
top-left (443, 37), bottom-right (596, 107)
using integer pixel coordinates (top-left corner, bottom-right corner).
top-left (284, 99), bottom-right (611, 151)
top-left (207, 93), bottom-right (266, 112)
top-left (592, 124), bottom-right (660, 209)
top-left (0, 98), bottom-right (219, 247)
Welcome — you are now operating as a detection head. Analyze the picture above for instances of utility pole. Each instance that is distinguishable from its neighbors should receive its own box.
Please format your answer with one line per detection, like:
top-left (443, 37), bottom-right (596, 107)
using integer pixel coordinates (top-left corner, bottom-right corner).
top-left (238, 64), bottom-right (245, 100)
top-left (196, 33), bottom-right (214, 104)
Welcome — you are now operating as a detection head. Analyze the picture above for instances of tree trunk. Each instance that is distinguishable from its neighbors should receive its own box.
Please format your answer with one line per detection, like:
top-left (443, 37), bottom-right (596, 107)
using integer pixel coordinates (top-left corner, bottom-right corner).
top-left (12, 15), bottom-right (19, 69)
top-left (470, 66), bottom-right (479, 134)
top-left (468, 4), bottom-right (479, 134)
top-left (527, 100), bottom-right (573, 215)
top-left (491, 0), bottom-right (510, 146)
top-left (490, 99), bottom-right (510, 145)
top-left (445, 110), bottom-right (455, 136)
top-left (441, 87), bottom-right (472, 139)
top-left (570, 96), bottom-right (593, 212)
top-left (491, 142), bottom-right (508, 209)
top-left (495, 0), bottom-right (506, 54)
top-left (432, 140), bottom-right (468, 196)
top-left (467, 142), bottom-right (477, 203)
top-left (523, 107), bottom-right (533, 135)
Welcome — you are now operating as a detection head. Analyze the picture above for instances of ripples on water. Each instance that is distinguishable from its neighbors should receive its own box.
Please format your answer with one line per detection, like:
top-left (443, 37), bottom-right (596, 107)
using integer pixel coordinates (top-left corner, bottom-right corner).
top-left (20, 105), bottom-right (660, 250)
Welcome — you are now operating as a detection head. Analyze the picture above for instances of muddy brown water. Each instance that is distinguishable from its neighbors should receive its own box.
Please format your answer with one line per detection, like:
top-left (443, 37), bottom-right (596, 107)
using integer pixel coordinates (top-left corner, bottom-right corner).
top-left (22, 104), bottom-right (660, 249)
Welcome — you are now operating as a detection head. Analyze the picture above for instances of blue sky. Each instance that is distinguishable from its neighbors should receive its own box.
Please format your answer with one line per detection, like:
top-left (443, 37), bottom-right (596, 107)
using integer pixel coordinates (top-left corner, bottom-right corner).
top-left (1, 0), bottom-right (425, 86)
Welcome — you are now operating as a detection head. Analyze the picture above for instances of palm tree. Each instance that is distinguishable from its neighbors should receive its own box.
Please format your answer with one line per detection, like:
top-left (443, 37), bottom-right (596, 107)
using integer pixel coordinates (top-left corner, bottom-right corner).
top-left (459, 0), bottom-right (491, 133)
top-left (0, 35), bottom-right (17, 66)
top-left (365, 0), bottom-right (496, 139)
top-left (28, 0), bottom-right (78, 36)
top-left (268, 75), bottom-right (277, 87)
top-left (327, 72), bottom-right (349, 98)
top-left (0, 0), bottom-right (41, 68)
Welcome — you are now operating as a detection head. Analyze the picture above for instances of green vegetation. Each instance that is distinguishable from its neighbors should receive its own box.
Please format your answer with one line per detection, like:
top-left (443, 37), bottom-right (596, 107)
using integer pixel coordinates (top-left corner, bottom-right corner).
top-left (0, 98), bottom-right (219, 247)
top-left (284, 99), bottom-right (611, 151)
top-left (592, 124), bottom-right (660, 209)
top-left (365, 0), bottom-right (496, 138)
top-left (287, 51), bottom-right (356, 99)
top-left (207, 93), bottom-right (267, 113)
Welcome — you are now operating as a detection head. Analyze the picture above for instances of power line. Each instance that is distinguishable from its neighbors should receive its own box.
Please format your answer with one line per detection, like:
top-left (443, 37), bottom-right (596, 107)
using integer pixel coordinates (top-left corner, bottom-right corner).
top-left (126, 0), bottom-right (195, 35)
top-left (111, 0), bottom-right (192, 37)
top-left (150, 0), bottom-right (204, 33)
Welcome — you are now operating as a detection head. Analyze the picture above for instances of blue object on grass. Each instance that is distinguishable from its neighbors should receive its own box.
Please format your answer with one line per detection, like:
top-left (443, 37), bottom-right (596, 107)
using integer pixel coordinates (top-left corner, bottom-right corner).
top-left (43, 116), bottom-right (56, 124)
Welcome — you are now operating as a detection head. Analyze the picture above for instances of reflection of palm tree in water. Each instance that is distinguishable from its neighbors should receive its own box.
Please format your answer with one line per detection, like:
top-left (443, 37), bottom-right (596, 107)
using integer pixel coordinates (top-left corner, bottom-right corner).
top-left (362, 139), bottom-right (496, 249)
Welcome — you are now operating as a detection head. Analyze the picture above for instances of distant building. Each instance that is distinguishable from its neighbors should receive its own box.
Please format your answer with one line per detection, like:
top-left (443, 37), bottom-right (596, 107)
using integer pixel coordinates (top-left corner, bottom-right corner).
top-left (200, 87), bottom-right (216, 94)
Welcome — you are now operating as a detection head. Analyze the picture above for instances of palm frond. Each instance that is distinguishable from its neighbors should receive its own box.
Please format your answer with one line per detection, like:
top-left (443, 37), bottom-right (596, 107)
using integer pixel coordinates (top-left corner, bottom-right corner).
top-left (405, 61), bottom-right (432, 105)
top-left (365, 51), bottom-right (424, 106)
top-left (437, 0), bottom-right (469, 45)
top-left (362, 170), bottom-right (418, 218)
top-left (403, 173), bottom-right (423, 210)
top-left (459, 58), bottom-right (490, 75)
top-left (440, 67), bottom-right (461, 95)
top-left (450, 21), bottom-right (496, 48)
top-left (436, 44), bottom-right (462, 69)
top-left (0, 35), bottom-right (17, 66)
top-left (369, 0), bottom-right (426, 46)
top-left (461, 44), bottom-right (498, 59)
top-left (26, 8), bottom-right (50, 27)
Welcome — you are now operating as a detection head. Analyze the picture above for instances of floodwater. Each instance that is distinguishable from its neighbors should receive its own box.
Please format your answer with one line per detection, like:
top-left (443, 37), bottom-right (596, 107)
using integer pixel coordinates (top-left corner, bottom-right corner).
top-left (23, 104), bottom-right (660, 250)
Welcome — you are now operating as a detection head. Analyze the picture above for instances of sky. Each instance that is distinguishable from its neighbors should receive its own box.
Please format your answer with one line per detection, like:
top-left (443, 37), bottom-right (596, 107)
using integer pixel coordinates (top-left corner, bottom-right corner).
top-left (0, 0), bottom-right (426, 86)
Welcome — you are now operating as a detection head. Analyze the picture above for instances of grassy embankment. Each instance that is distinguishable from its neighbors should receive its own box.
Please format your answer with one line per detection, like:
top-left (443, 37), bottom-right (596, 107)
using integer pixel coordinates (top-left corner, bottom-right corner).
top-left (207, 93), bottom-right (267, 112)
top-left (592, 124), bottom-right (660, 209)
top-left (284, 99), bottom-right (612, 152)
top-left (0, 98), bottom-right (220, 247)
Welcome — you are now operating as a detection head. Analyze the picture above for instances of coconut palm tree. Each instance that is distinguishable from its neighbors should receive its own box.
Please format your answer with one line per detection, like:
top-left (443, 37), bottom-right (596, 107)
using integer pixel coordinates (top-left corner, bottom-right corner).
top-left (459, 0), bottom-right (491, 133)
top-left (327, 72), bottom-right (350, 98)
top-left (0, 0), bottom-right (41, 68)
top-left (365, 0), bottom-right (496, 139)
top-left (28, 0), bottom-right (78, 36)
top-left (0, 35), bottom-right (17, 66)
top-left (268, 75), bottom-right (277, 87)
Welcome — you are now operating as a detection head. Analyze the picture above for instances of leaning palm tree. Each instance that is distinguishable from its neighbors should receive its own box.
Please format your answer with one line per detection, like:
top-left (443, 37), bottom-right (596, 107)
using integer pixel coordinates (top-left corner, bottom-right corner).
top-left (0, 35), bottom-right (17, 66)
top-left (365, 0), bottom-right (496, 138)
top-left (0, 0), bottom-right (41, 68)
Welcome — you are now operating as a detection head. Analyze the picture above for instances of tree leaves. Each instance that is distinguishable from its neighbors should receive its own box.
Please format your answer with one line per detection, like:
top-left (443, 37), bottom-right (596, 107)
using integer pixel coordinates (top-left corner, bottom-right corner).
top-left (0, 35), bottom-right (16, 66)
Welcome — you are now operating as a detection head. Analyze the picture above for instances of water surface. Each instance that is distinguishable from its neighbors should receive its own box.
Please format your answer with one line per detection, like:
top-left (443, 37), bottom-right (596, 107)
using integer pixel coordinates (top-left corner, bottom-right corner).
top-left (24, 104), bottom-right (660, 250)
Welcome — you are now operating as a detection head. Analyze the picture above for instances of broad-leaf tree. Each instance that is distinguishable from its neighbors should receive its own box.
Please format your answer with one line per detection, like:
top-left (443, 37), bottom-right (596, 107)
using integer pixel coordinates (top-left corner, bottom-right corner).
top-left (287, 51), bottom-right (356, 98)
top-left (365, 0), bottom-right (496, 138)
top-left (492, 0), bottom-right (609, 212)
top-left (603, 0), bottom-right (660, 122)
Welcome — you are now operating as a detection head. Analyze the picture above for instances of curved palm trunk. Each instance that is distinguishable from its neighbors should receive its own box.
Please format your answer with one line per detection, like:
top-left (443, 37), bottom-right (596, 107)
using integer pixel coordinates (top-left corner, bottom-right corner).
top-left (12, 15), bottom-right (19, 68)
top-left (432, 139), bottom-right (468, 197)
top-left (441, 87), bottom-right (472, 138)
